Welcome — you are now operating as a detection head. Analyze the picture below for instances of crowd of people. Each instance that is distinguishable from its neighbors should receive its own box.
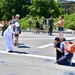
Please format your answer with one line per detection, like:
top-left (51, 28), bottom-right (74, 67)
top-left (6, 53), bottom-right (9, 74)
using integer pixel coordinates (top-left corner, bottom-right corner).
top-left (0, 14), bottom-right (21, 52)
top-left (0, 14), bottom-right (74, 66)
top-left (35, 15), bottom-right (65, 38)
top-left (52, 15), bottom-right (74, 66)
top-left (35, 15), bottom-right (74, 66)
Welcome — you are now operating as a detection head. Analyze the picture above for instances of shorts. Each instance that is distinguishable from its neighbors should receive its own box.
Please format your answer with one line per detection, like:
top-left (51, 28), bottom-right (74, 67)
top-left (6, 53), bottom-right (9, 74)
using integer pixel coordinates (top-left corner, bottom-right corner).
top-left (58, 27), bottom-right (64, 31)
top-left (36, 25), bottom-right (40, 28)
top-left (43, 24), bottom-right (46, 30)
top-left (14, 34), bottom-right (19, 36)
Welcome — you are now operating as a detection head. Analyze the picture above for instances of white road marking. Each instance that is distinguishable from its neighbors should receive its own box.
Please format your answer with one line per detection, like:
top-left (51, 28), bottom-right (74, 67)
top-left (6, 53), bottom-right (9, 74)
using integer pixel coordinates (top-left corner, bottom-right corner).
top-left (37, 43), bottom-right (53, 48)
top-left (37, 37), bottom-right (75, 49)
top-left (0, 36), bottom-right (3, 38)
top-left (65, 37), bottom-right (75, 41)
top-left (0, 51), bottom-right (75, 63)
top-left (19, 38), bottom-right (53, 40)
top-left (0, 51), bottom-right (55, 60)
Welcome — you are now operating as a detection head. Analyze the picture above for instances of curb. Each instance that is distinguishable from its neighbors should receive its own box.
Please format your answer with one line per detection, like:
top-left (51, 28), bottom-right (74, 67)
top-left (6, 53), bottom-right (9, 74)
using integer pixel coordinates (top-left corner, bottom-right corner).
top-left (21, 29), bottom-right (72, 34)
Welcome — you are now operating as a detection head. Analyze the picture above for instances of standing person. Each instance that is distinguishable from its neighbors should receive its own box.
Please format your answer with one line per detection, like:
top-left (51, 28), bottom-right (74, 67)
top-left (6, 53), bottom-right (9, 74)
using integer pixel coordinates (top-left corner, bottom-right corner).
top-left (10, 15), bottom-right (15, 40)
top-left (48, 16), bottom-right (54, 35)
top-left (1, 19), bottom-right (8, 36)
top-left (42, 17), bottom-right (47, 33)
top-left (3, 24), bottom-right (19, 52)
top-left (53, 37), bottom-right (64, 62)
top-left (56, 15), bottom-right (65, 38)
top-left (35, 18), bottom-right (40, 34)
top-left (13, 14), bottom-right (21, 46)
top-left (10, 15), bottom-right (15, 25)
top-left (28, 18), bottom-right (32, 30)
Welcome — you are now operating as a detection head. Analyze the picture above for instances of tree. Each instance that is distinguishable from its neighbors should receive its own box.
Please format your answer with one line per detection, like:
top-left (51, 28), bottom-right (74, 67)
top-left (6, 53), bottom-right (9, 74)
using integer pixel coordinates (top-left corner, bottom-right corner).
top-left (30, 0), bottom-right (63, 18)
top-left (0, 0), bottom-right (31, 20)
top-left (0, 0), bottom-right (63, 20)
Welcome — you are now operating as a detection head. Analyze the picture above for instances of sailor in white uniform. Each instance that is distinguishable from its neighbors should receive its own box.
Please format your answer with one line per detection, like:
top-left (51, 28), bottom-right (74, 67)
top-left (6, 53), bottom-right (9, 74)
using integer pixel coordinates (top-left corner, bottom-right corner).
top-left (3, 24), bottom-right (19, 52)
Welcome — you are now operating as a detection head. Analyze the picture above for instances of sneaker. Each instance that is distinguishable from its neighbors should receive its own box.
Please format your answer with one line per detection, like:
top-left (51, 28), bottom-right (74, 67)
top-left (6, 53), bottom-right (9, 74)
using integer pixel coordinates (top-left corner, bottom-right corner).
top-left (17, 44), bottom-right (19, 48)
top-left (54, 60), bottom-right (57, 63)
top-left (14, 44), bottom-right (17, 46)
top-left (8, 50), bottom-right (13, 53)
top-left (50, 34), bottom-right (53, 36)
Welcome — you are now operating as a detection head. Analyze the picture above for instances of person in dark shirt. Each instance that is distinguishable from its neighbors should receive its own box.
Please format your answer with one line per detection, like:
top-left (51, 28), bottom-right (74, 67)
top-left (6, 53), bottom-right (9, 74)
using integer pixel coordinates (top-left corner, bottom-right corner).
top-left (56, 37), bottom-right (73, 65)
top-left (35, 18), bottom-right (40, 34)
top-left (42, 17), bottom-right (47, 33)
top-left (11, 14), bottom-right (21, 47)
top-left (48, 16), bottom-right (54, 35)
top-left (10, 15), bottom-right (15, 25)
top-left (53, 37), bottom-right (64, 62)
top-left (28, 18), bottom-right (32, 30)
top-left (2, 19), bottom-right (8, 36)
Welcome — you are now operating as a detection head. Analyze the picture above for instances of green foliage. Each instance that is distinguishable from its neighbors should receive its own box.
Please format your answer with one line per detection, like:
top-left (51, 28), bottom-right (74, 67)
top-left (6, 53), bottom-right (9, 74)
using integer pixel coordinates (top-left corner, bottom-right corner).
top-left (53, 13), bottom-right (75, 30)
top-left (20, 13), bottom-right (75, 30)
top-left (30, 0), bottom-right (63, 18)
top-left (0, 0), bottom-right (63, 20)
top-left (0, 0), bottom-right (74, 30)
top-left (0, 0), bottom-right (31, 20)
top-left (20, 15), bottom-right (42, 30)
top-left (64, 13), bottom-right (75, 30)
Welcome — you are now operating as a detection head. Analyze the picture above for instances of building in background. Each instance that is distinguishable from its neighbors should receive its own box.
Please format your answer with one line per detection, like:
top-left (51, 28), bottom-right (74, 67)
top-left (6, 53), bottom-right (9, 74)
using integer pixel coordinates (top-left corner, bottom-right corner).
top-left (61, 1), bottom-right (75, 14)
top-left (57, 0), bottom-right (75, 14)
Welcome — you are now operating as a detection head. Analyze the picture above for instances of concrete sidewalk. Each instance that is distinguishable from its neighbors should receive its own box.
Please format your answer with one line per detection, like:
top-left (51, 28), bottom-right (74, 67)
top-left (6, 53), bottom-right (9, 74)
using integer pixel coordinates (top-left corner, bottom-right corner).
top-left (21, 29), bottom-right (73, 34)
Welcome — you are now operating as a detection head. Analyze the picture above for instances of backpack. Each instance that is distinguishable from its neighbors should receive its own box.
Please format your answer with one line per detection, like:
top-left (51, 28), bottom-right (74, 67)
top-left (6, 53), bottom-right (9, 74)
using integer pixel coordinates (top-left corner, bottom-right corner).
top-left (65, 42), bottom-right (75, 53)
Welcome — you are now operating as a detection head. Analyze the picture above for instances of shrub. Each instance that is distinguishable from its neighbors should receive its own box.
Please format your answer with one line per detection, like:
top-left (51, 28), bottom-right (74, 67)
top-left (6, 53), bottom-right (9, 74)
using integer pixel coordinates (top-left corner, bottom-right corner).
top-left (20, 13), bottom-right (75, 30)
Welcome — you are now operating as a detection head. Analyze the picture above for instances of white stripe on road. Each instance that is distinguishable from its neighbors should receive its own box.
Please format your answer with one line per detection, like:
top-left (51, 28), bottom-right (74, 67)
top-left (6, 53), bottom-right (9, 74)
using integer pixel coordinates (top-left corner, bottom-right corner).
top-left (37, 43), bottom-right (53, 48)
top-left (0, 51), bottom-right (75, 63)
top-left (37, 37), bottom-right (75, 49)
top-left (0, 51), bottom-right (55, 60)
top-left (66, 37), bottom-right (75, 41)
top-left (19, 38), bottom-right (53, 40)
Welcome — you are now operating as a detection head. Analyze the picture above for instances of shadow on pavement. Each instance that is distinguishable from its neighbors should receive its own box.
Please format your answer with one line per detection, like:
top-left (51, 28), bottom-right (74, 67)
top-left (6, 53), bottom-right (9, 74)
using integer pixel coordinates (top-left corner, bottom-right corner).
top-left (71, 63), bottom-right (75, 67)
top-left (18, 43), bottom-right (25, 45)
top-left (12, 51), bottom-right (29, 54)
top-left (18, 45), bottom-right (31, 48)
top-left (57, 62), bottom-right (75, 67)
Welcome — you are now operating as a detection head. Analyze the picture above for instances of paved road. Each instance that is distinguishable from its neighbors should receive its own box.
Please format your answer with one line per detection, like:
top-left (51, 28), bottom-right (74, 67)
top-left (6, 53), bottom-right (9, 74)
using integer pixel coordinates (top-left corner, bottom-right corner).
top-left (0, 31), bottom-right (75, 75)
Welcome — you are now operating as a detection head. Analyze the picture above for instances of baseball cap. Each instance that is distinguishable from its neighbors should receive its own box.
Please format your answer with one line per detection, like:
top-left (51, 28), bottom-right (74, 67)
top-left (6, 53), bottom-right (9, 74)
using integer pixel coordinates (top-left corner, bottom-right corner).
top-left (54, 37), bottom-right (60, 41)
